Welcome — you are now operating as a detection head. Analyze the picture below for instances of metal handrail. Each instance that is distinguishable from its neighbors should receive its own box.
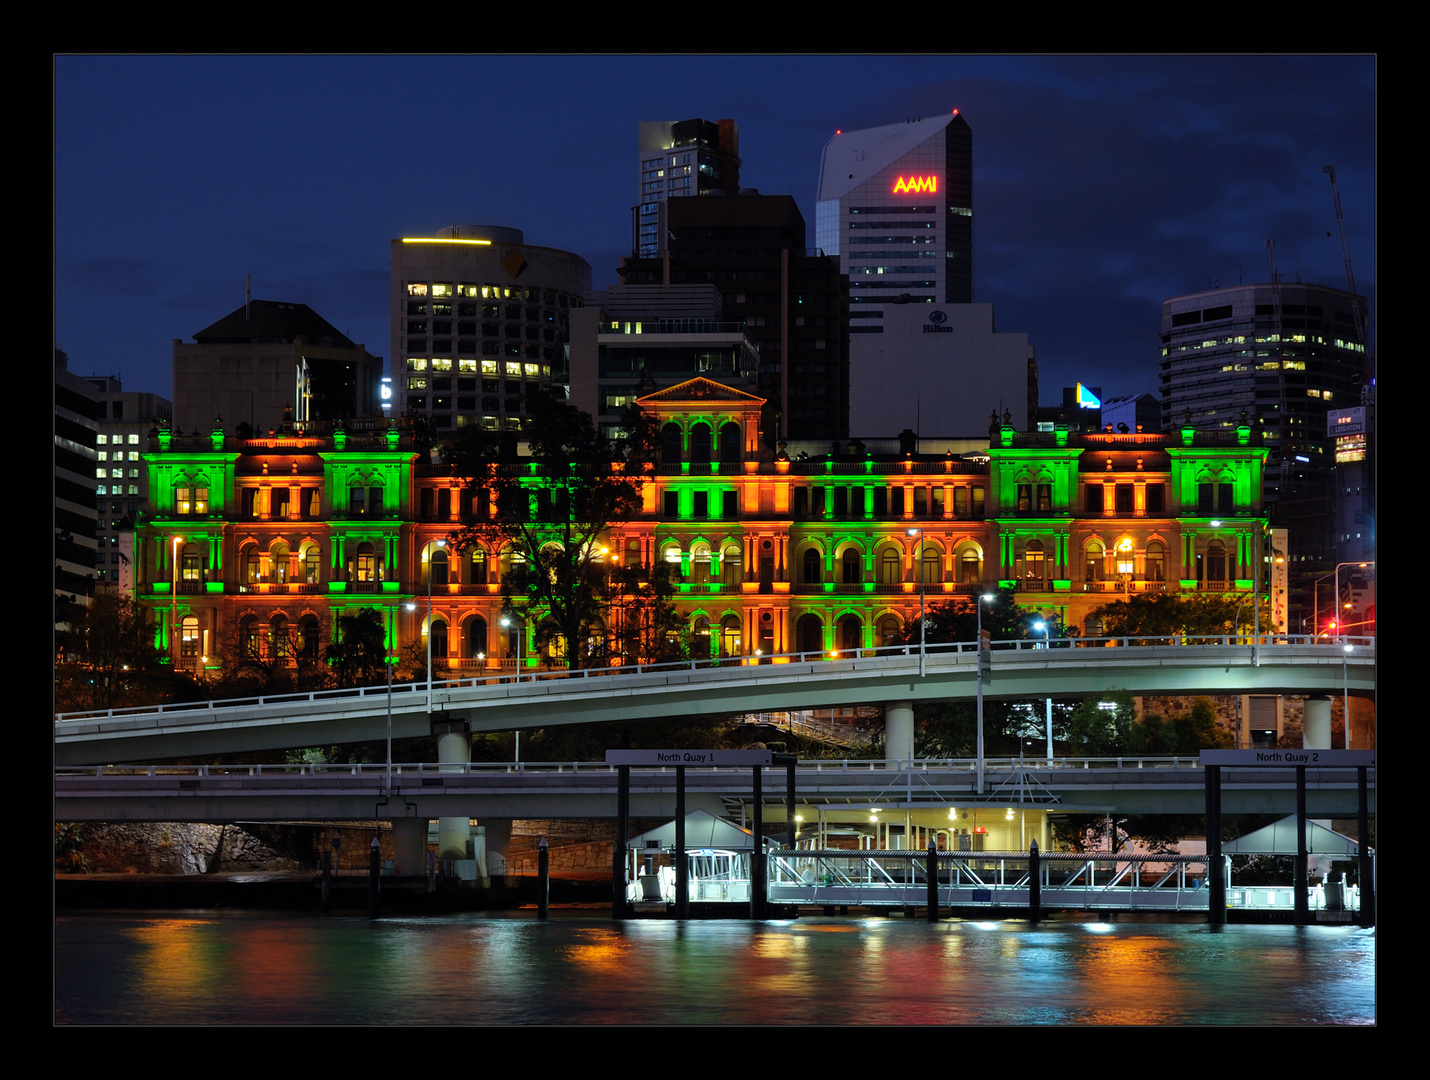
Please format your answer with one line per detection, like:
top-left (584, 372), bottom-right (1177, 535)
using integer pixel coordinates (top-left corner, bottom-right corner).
top-left (54, 634), bottom-right (1374, 724)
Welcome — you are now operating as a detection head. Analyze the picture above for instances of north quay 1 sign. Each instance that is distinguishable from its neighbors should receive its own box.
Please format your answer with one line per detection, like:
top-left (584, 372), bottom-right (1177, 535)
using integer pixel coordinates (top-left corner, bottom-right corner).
top-left (893, 175), bottom-right (938, 193)
top-left (606, 749), bottom-right (773, 766)
top-left (1200, 749), bottom-right (1375, 767)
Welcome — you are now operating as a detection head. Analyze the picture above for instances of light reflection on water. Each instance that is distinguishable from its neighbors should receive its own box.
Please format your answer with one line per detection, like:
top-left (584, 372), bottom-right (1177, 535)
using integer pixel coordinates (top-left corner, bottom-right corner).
top-left (55, 913), bottom-right (1375, 1026)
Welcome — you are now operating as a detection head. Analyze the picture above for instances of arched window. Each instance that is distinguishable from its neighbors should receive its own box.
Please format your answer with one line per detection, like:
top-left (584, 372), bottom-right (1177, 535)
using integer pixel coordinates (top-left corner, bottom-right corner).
top-left (720, 615), bottom-right (742, 657)
top-left (880, 547), bottom-right (903, 585)
top-left (298, 615), bottom-right (321, 658)
top-left (920, 544), bottom-right (942, 584)
top-left (470, 547), bottom-right (488, 584)
top-left (690, 422), bottom-right (712, 464)
top-left (690, 542), bottom-right (713, 584)
top-left (1205, 540), bottom-right (1227, 584)
top-left (879, 615), bottom-right (902, 647)
top-left (430, 618), bottom-right (448, 663)
top-left (661, 423), bottom-right (682, 463)
top-left (270, 614), bottom-right (290, 659)
top-left (796, 614), bottom-right (823, 656)
top-left (181, 616), bottom-right (199, 657)
top-left (1085, 541), bottom-right (1104, 583)
top-left (243, 545), bottom-right (261, 585)
top-left (428, 547), bottom-right (449, 586)
top-left (1021, 541), bottom-right (1045, 586)
top-left (241, 615), bottom-right (261, 657)
top-left (842, 549), bottom-right (862, 584)
top-left (355, 542), bottom-right (378, 583)
top-left (959, 547), bottom-right (982, 584)
top-left (271, 541), bottom-right (290, 584)
top-left (1146, 541), bottom-right (1166, 583)
top-left (719, 422), bottom-right (741, 464)
top-left (692, 615), bottom-right (712, 656)
top-left (466, 616), bottom-right (488, 660)
top-left (720, 543), bottom-right (742, 587)
top-left (838, 615), bottom-right (862, 653)
top-left (803, 548), bottom-right (821, 584)
top-left (301, 542), bottom-right (321, 585)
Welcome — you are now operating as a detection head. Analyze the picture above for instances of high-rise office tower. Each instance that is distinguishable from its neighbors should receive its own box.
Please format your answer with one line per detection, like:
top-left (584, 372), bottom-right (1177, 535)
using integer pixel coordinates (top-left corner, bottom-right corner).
top-left (816, 111), bottom-right (973, 335)
top-left (391, 226), bottom-right (591, 433)
top-left (1159, 281), bottom-right (1371, 629)
top-left (634, 118), bottom-right (740, 259)
top-left (620, 194), bottom-right (849, 442)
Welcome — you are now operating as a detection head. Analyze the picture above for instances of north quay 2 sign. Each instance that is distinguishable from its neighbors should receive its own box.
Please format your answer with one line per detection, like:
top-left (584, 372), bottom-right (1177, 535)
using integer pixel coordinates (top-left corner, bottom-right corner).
top-left (893, 175), bottom-right (938, 193)
top-left (1200, 749), bottom-right (1375, 767)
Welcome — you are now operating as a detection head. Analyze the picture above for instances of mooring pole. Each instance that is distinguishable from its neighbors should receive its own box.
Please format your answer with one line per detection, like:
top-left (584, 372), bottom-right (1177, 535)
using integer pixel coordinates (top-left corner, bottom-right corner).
top-left (537, 837), bottom-right (549, 921)
top-left (1029, 840), bottom-right (1041, 924)
top-left (675, 764), bottom-right (688, 919)
top-left (926, 839), bottom-right (939, 921)
top-left (751, 764), bottom-right (764, 919)
top-left (614, 764), bottom-right (630, 920)
top-left (1294, 765), bottom-right (1309, 925)
top-left (367, 836), bottom-right (381, 919)
top-left (1358, 765), bottom-right (1373, 927)
top-left (1206, 764), bottom-right (1224, 925)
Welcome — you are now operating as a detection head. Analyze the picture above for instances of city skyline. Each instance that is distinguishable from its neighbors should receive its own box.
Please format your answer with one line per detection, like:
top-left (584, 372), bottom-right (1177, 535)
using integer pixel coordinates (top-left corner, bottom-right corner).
top-left (55, 55), bottom-right (1375, 423)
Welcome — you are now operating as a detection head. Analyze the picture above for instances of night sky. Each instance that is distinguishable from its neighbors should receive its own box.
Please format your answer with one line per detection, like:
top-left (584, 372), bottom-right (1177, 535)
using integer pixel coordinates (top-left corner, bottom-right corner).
top-left (55, 55), bottom-right (1375, 413)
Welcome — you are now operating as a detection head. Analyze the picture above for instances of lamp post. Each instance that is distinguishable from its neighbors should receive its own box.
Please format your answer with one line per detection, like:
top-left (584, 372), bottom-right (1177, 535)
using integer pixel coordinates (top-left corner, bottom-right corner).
top-left (908, 528), bottom-right (926, 677)
top-left (423, 539), bottom-right (446, 712)
top-left (501, 615), bottom-right (524, 762)
top-left (1343, 643), bottom-right (1354, 750)
top-left (975, 592), bottom-right (993, 795)
top-left (170, 535), bottom-right (184, 663)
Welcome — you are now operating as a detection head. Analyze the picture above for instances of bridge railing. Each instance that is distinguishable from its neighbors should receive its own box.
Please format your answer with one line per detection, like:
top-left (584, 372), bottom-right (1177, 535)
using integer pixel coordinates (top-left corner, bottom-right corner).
top-left (54, 634), bottom-right (1374, 725)
top-left (56, 754), bottom-right (1357, 781)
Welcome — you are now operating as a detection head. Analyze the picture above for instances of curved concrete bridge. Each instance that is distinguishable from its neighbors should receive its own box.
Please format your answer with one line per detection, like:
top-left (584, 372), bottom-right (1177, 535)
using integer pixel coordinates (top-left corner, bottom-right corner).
top-left (55, 636), bottom-right (1374, 766)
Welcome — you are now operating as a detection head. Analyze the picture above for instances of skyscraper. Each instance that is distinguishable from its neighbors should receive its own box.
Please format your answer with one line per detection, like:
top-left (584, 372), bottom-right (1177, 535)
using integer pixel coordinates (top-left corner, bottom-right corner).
top-left (391, 226), bottom-right (591, 433)
top-left (634, 118), bottom-right (740, 258)
top-left (1159, 281), bottom-right (1371, 629)
top-left (816, 111), bottom-right (973, 335)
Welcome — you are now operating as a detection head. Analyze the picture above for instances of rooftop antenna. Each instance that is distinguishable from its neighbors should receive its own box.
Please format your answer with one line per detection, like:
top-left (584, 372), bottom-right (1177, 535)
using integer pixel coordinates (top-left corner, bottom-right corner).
top-left (245, 274), bottom-right (251, 323)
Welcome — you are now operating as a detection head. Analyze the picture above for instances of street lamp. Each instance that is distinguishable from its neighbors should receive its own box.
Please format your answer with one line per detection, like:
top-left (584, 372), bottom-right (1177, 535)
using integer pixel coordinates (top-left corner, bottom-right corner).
top-left (171, 534), bottom-right (184, 664)
top-left (501, 614), bottom-right (524, 762)
top-left (908, 528), bottom-right (926, 677)
top-left (423, 539), bottom-right (446, 711)
top-left (975, 592), bottom-right (994, 795)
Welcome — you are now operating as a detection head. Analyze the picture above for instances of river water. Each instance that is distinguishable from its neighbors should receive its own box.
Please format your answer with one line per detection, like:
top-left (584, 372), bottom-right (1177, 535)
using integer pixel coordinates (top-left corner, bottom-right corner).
top-left (55, 912), bottom-right (1375, 1025)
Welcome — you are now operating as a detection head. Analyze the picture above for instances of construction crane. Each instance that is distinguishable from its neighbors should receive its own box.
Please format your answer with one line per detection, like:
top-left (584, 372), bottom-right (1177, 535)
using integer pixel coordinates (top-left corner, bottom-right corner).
top-left (1323, 165), bottom-right (1367, 347)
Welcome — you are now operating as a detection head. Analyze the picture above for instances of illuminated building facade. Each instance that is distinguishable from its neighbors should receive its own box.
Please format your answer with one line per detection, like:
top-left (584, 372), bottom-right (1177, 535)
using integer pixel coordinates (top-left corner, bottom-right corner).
top-left (1159, 282), bottom-right (1370, 627)
top-left (391, 226), bottom-right (592, 432)
top-left (135, 382), bottom-right (1268, 674)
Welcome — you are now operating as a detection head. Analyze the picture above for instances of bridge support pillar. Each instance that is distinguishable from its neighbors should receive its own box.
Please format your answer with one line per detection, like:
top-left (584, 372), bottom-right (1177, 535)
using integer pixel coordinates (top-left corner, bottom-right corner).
top-left (437, 726), bottom-right (473, 865)
top-left (885, 701), bottom-right (914, 765)
top-left (1304, 696), bottom-right (1332, 749)
top-left (390, 817), bottom-right (426, 877)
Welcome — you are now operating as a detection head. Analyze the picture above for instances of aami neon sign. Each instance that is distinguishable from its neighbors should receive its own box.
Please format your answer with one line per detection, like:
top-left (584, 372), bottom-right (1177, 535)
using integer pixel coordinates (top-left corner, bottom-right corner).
top-left (893, 175), bottom-right (938, 194)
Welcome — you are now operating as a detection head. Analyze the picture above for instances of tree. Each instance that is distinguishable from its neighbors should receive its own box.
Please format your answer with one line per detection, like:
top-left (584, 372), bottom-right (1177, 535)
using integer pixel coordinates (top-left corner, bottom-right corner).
top-left (448, 393), bottom-right (665, 670)
top-left (1089, 590), bottom-right (1269, 640)
top-left (327, 608), bottom-right (390, 688)
top-left (55, 593), bottom-right (168, 711)
top-left (1065, 689), bottom-right (1139, 756)
top-left (897, 588), bottom-right (1043, 650)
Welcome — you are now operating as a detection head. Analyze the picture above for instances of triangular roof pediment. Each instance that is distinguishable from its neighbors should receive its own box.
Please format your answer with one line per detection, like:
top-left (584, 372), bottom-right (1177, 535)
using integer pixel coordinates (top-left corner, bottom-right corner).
top-left (636, 377), bottom-right (766, 407)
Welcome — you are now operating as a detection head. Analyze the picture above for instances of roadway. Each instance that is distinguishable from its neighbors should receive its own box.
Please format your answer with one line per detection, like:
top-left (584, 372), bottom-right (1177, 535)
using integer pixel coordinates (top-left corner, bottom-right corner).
top-left (54, 636), bottom-right (1375, 767)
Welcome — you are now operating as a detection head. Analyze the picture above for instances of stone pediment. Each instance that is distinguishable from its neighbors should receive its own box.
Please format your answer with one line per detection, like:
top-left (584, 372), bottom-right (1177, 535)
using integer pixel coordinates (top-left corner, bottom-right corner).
top-left (636, 377), bottom-right (766, 408)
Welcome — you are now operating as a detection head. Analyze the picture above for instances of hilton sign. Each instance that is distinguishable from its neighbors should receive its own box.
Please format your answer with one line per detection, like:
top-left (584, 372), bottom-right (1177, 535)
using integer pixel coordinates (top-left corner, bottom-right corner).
top-left (923, 310), bottom-right (953, 333)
